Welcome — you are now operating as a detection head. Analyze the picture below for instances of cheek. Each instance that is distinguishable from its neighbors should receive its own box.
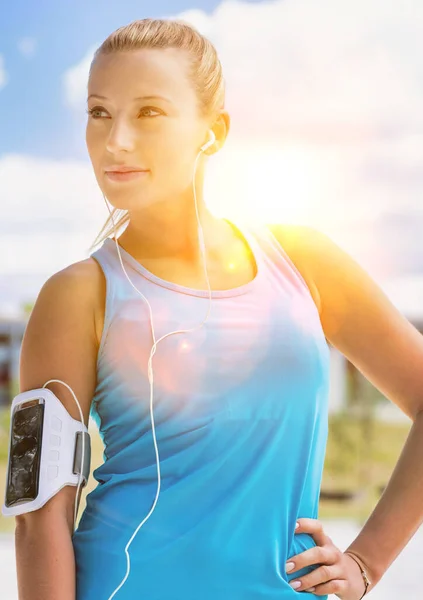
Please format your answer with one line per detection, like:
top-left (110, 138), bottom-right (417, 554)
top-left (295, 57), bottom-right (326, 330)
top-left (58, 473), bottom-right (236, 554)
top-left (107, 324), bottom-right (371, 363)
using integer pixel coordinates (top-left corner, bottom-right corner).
top-left (152, 143), bottom-right (195, 184)
top-left (155, 122), bottom-right (200, 164)
top-left (161, 155), bottom-right (199, 193)
top-left (164, 135), bottom-right (202, 172)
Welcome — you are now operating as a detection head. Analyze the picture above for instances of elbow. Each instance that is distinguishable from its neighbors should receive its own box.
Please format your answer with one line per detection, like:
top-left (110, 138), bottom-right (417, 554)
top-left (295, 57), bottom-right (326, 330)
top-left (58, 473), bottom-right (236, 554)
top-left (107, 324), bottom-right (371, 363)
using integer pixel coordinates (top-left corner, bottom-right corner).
top-left (14, 501), bottom-right (74, 539)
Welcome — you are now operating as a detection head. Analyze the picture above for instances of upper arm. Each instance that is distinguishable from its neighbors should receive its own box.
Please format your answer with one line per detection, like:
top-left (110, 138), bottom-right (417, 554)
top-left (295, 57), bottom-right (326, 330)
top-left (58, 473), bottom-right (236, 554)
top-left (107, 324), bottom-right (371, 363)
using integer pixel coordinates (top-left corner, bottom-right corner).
top-left (293, 226), bottom-right (423, 422)
top-left (16, 258), bottom-right (102, 530)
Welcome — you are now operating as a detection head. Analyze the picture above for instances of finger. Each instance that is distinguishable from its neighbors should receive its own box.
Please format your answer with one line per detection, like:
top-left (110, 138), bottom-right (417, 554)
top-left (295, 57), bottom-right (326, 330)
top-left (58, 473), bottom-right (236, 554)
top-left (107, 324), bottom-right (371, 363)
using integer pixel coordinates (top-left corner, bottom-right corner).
top-left (286, 545), bottom-right (337, 574)
top-left (296, 518), bottom-right (330, 547)
top-left (288, 563), bottom-right (342, 593)
top-left (306, 578), bottom-right (348, 596)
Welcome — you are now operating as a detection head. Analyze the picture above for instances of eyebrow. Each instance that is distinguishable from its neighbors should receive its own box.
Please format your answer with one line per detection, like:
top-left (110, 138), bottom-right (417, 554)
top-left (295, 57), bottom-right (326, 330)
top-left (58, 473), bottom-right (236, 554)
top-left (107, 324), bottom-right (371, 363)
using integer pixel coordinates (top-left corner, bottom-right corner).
top-left (87, 94), bottom-right (173, 104)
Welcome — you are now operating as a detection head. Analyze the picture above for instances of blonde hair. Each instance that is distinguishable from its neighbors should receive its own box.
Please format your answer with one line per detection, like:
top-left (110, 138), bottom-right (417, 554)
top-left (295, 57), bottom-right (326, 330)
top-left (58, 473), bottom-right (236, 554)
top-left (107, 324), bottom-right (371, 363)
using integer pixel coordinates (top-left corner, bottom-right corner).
top-left (88, 18), bottom-right (226, 251)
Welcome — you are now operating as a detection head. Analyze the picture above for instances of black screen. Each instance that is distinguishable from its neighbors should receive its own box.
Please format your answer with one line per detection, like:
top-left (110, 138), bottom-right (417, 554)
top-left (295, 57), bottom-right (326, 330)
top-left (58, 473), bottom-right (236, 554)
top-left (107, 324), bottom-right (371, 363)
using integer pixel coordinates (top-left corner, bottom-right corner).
top-left (5, 402), bottom-right (45, 507)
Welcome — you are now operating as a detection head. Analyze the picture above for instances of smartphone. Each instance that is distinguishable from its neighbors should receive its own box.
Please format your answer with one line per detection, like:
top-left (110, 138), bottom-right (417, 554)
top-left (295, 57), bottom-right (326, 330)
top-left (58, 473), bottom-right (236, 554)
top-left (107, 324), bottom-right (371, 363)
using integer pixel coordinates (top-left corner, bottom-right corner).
top-left (5, 399), bottom-right (45, 508)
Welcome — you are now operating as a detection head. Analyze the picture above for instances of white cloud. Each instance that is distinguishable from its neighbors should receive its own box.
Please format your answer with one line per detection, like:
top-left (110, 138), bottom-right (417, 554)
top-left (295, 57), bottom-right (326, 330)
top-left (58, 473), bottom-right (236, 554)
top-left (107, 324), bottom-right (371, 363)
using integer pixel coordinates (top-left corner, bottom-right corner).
top-left (63, 43), bottom-right (98, 109)
top-left (0, 54), bottom-right (8, 90)
top-left (17, 37), bottom-right (37, 58)
top-left (64, 0), bottom-right (423, 136)
top-left (166, 0), bottom-right (423, 136)
top-left (59, 1), bottom-right (423, 225)
top-left (3, 0), bottom-right (423, 313)
top-left (0, 153), bottom-right (109, 275)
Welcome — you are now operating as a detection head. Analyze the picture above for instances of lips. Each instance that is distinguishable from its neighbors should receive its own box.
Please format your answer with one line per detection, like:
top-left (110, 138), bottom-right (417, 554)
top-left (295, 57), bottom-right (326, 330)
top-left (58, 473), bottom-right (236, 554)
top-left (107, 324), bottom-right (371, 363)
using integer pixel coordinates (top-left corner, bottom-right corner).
top-left (105, 166), bottom-right (148, 173)
top-left (105, 169), bottom-right (149, 183)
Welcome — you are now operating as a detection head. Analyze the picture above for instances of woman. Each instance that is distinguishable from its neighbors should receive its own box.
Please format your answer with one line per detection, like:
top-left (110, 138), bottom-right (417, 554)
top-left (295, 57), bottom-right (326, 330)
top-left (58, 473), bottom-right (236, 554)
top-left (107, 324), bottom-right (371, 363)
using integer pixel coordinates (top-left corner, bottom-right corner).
top-left (16, 18), bottom-right (423, 600)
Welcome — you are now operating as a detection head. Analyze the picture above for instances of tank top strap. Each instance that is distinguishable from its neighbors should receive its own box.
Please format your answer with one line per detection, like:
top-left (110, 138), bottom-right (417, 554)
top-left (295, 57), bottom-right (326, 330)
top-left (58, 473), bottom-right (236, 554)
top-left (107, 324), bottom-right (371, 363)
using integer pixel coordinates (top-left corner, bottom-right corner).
top-left (240, 220), bottom-right (312, 296)
top-left (90, 238), bottom-right (122, 361)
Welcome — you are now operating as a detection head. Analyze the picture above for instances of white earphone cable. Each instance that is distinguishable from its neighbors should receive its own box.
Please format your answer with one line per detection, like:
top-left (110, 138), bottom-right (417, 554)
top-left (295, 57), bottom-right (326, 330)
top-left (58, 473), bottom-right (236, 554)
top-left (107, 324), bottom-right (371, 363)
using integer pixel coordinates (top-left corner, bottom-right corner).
top-left (42, 132), bottom-right (214, 599)
top-left (104, 139), bottom-right (213, 599)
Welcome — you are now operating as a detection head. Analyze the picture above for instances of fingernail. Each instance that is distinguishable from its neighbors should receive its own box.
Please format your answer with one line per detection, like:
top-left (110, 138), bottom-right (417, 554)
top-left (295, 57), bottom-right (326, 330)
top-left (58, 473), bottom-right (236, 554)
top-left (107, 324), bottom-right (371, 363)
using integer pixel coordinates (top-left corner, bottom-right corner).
top-left (285, 562), bottom-right (295, 573)
top-left (289, 580), bottom-right (301, 589)
top-left (295, 521), bottom-right (300, 529)
top-left (308, 587), bottom-right (316, 592)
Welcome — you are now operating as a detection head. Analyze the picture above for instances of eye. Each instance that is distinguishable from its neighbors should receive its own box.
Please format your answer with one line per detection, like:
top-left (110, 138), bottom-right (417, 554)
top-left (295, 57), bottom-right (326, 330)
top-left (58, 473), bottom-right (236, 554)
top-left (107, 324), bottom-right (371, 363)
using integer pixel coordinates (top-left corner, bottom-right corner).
top-left (139, 107), bottom-right (162, 118)
top-left (86, 106), bottom-right (162, 119)
top-left (86, 106), bottom-right (108, 119)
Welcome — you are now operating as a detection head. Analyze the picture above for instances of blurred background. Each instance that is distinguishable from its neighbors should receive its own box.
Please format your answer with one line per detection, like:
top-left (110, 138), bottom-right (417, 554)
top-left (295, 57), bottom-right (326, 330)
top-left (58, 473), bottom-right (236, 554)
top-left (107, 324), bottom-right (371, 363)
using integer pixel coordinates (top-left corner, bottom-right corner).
top-left (1, 1), bottom-right (423, 598)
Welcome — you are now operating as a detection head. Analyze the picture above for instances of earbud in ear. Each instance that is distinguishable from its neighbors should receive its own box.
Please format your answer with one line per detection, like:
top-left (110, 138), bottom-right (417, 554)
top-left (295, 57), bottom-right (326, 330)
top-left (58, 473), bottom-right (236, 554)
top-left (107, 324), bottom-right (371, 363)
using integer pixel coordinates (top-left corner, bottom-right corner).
top-left (200, 130), bottom-right (216, 153)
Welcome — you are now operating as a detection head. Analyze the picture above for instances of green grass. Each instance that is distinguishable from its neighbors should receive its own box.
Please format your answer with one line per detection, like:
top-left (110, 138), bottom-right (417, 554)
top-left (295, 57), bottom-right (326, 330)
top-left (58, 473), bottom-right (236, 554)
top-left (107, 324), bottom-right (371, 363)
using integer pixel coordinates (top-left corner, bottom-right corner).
top-left (0, 409), bottom-right (412, 533)
top-left (319, 415), bottom-right (411, 523)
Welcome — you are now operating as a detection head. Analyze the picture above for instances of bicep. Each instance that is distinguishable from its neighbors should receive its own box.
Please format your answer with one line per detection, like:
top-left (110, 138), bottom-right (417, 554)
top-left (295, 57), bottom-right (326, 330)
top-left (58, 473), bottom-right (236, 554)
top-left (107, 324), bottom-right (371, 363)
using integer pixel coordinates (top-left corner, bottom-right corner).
top-left (306, 227), bottom-right (423, 422)
top-left (17, 261), bottom-right (99, 528)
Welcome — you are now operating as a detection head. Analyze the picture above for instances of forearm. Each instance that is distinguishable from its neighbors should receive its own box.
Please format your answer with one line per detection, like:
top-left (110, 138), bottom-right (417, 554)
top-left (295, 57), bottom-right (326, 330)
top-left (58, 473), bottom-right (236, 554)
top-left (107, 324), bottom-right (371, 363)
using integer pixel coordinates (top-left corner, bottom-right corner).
top-left (345, 410), bottom-right (423, 588)
top-left (15, 515), bottom-right (76, 600)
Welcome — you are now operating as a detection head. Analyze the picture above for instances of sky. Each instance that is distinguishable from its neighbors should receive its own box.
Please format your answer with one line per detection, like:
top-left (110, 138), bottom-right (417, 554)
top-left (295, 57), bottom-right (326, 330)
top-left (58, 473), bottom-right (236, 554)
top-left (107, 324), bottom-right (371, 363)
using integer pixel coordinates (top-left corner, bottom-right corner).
top-left (1, 0), bottom-right (423, 318)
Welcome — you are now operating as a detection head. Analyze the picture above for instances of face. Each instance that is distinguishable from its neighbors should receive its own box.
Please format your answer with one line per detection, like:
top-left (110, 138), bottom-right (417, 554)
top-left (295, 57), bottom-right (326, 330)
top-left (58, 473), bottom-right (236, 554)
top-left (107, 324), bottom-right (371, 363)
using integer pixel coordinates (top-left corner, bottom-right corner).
top-left (86, 48), bottom-right (211, 212)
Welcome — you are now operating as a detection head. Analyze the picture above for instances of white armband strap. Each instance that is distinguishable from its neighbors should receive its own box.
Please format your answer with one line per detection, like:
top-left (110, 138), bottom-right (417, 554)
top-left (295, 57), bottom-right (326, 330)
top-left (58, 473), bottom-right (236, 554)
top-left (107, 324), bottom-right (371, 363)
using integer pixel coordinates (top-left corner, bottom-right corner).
top-left (2, 387), bottom-right (91, 517)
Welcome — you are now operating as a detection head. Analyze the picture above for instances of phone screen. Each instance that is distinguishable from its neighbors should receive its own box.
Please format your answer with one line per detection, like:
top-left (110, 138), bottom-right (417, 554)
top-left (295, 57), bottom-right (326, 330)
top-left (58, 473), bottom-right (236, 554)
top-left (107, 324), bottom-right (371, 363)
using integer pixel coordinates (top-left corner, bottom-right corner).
top-left (5, 401), bottom-right (45, 507)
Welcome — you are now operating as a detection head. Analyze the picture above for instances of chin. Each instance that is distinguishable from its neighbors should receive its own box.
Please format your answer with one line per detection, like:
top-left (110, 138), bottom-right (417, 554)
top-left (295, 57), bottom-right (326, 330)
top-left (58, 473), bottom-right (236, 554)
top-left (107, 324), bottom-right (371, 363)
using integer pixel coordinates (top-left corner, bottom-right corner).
top-left (102, 186), bottom-right (160, 212)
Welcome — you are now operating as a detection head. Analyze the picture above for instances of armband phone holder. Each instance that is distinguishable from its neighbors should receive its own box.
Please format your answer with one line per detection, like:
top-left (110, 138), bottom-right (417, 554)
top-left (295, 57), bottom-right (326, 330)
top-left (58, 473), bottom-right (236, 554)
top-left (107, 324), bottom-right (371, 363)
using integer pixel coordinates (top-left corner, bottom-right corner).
top-left (2, 387), bottom-right (91, 517)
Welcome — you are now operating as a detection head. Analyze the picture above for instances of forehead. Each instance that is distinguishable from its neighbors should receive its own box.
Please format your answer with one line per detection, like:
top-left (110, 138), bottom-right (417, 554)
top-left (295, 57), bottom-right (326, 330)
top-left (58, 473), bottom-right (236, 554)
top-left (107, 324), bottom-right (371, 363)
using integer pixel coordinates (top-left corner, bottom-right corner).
top-left (88, 47), bottom-right (195, 104)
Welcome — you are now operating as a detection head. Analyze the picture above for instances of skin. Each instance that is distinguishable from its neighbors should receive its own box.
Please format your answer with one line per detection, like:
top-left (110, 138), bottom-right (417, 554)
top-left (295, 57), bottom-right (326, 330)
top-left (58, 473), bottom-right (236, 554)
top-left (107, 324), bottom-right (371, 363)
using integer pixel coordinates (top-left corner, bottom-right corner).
top-left (86, 47), bottom-right (249, 283)
top-left (16, 47), bottom-right (423, 599)
top-left (268, 224), bottom-right (423, 597)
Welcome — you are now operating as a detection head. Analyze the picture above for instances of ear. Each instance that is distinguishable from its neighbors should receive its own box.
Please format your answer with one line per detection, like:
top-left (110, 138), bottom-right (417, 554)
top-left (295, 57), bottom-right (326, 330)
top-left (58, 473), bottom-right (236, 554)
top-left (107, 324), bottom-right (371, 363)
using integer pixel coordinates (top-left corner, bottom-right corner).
top-left (205, 110), bottom-right (231, 155)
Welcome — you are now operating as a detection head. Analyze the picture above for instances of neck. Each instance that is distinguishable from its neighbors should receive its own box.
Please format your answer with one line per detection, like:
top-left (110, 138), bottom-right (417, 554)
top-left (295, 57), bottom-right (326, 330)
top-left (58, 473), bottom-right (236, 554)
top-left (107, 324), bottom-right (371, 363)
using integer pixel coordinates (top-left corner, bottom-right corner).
top-left (118, 193), bottom-right (224, 263)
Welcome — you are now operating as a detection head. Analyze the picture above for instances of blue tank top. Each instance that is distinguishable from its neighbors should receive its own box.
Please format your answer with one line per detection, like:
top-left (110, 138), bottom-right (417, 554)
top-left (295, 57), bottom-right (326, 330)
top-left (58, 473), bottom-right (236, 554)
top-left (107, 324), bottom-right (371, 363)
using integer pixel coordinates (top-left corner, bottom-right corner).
top-left (72, 219), bottom-right (330, 599)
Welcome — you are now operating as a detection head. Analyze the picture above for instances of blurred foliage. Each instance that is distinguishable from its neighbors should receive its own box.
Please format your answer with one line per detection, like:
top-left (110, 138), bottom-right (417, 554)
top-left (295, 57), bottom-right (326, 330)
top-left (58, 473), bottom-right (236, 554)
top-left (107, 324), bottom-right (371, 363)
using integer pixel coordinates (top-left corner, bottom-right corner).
top-left (0, 407), bottom-right (11, 460)
top-left (325, 411), bottom-right (360, 479)
top-left (21, 301), bottom-right (34, 317)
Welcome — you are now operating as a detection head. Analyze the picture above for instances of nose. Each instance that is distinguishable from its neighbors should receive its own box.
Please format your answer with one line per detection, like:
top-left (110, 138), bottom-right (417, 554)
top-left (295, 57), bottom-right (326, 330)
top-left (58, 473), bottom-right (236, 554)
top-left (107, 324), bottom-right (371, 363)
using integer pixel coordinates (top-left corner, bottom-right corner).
top-left (105, 116), bottom-right (137, 154)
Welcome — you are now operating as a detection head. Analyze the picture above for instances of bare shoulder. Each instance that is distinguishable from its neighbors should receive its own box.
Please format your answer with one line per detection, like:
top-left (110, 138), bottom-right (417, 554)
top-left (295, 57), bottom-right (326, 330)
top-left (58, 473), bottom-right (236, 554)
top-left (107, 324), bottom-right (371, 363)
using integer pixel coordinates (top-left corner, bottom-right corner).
top-left (40, 257), bottom-right (103, 297)
top-left (41, 257), bottom-right (106, 349)
top-left (266, 223), bottom-right (323, 316)
top-left (17, 257), bottom-right (106, 528)
top-left (51, 256), bottom-right (104, 297)
top-left (20, 256), bottom-right (106, 397)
